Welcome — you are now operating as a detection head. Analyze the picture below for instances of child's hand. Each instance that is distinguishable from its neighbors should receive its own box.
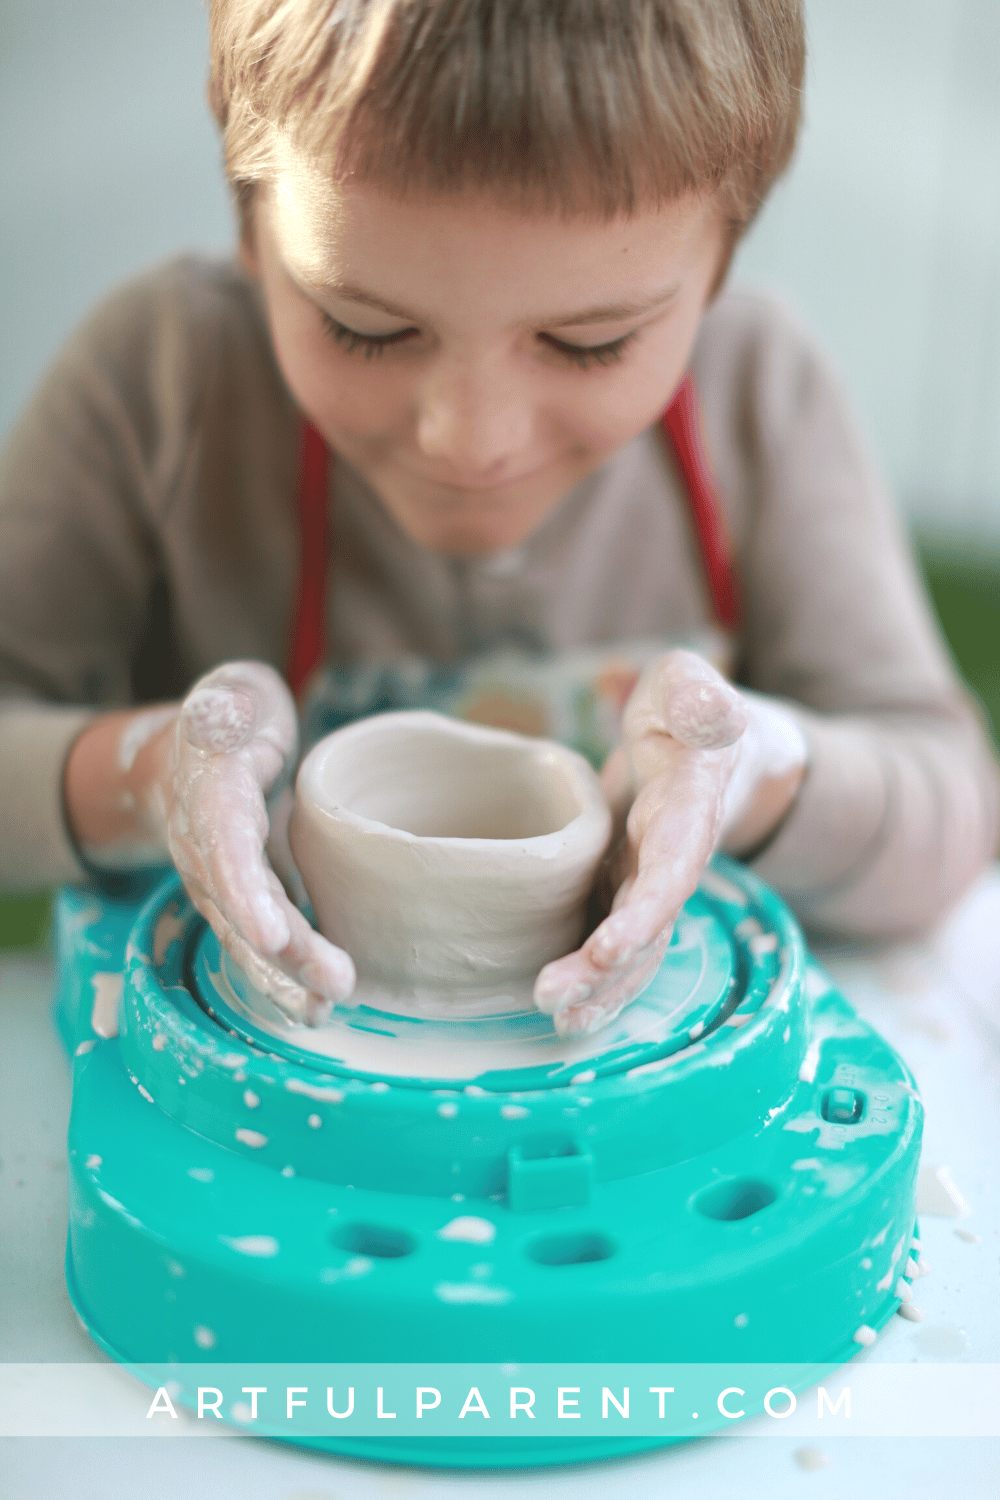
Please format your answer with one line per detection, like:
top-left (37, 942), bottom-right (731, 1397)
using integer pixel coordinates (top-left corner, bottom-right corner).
top-left (532, 650), bottom-right (807, 1039)
top-left (157, 663), bottom-right (356, 1025)
top-left (65, 662), bottom-right (356, 1026)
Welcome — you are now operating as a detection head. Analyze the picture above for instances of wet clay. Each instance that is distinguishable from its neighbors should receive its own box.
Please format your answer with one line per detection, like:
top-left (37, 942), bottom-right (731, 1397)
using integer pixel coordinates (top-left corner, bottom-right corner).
top-left (289, 711), bottom-right (612, 992)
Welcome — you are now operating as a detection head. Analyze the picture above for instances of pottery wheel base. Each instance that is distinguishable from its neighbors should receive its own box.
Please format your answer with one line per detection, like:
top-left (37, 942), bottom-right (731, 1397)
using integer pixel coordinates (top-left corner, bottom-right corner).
top-left (54, 858), bottom-right (923, 1467)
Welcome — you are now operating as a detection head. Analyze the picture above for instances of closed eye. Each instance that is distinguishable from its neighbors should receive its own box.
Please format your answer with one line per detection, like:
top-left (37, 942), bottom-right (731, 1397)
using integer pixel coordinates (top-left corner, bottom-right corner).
top-left (539, 330), bottom-right (639, 369)
top-left (319, 310), bottom-right (639, 369)
top-left (319, 312), bottom-right (417, 356)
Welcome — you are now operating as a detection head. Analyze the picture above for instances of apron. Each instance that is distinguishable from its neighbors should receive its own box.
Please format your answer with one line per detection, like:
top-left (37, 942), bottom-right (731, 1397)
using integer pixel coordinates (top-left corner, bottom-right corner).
top-left (287, 373), bottom-right (740, 768)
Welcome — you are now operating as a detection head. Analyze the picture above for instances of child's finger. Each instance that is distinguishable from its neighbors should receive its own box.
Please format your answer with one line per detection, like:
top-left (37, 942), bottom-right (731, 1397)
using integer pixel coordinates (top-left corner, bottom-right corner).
top-left (208, 830), bottom-right (356, 1010)
top-left (533, 908), bottom-right (667, 1015)
top-left (199, 794), bottom-right (293, 955)
top-left (192, 890), bottom-right (325, 1026)
top-left (552, 932), bottom-right (673, 1038)
top-left (533, 948), bottom-right (598, 1016)
top-left (271, 887), bottom-right (357, 1006)
top-left (534, 745), bottom-right (736, 1021)
top-left (584, 761), bottom-right (730, 963)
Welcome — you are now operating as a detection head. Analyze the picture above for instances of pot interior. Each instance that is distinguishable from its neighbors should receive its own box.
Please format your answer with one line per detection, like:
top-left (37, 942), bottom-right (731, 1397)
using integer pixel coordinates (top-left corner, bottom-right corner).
top-left (316, 722), bottom-right (584, 840)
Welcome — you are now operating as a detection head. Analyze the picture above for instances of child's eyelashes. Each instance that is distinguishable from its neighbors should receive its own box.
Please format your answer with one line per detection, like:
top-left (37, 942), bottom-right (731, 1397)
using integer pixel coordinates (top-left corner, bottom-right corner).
top-left (319, 312), bottom-right (415, 358)
top-left (539, 330), bottom-right (638, 369)
top-left (318, 312), bottom-right (638, 370)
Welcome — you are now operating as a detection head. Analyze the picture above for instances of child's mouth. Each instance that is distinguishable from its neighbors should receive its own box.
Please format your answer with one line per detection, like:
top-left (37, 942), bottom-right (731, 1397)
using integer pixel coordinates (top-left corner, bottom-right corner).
top-left (408, 458), bottom-right (552, 495)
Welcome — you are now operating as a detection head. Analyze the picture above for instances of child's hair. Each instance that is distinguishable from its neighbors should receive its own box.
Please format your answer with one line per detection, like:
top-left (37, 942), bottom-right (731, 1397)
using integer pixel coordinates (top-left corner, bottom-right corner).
top-left (209, 0), bottom-right (804, 249)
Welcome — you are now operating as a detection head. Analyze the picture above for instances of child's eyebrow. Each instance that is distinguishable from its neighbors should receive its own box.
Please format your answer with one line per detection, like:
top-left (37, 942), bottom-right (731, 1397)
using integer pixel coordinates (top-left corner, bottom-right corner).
top-left (544, 287), bottom-right (680, 328)
top-left (311, 277), bottom-right (681, 329)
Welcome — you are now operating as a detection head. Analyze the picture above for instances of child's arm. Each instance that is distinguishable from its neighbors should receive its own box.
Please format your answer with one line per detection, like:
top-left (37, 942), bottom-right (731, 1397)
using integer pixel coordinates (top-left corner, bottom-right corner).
top-left (702, 289), bottom-right (1000, 936)
top-left (0, 256), bottom-right (298, 892)
top-left (0, 281), bottom-right (162, 889)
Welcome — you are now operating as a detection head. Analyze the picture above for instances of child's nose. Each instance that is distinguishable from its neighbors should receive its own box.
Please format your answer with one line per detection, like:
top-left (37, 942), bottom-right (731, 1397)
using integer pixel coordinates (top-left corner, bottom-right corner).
top-left (415, 363), bottom-right (532, 475)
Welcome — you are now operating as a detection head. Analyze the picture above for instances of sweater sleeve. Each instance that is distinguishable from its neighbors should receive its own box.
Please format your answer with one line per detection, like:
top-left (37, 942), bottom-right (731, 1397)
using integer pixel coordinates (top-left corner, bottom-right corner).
top-left (705, 290), bottom-right (1000, 937)
top-left (0, 262), bottom-right (217, 890)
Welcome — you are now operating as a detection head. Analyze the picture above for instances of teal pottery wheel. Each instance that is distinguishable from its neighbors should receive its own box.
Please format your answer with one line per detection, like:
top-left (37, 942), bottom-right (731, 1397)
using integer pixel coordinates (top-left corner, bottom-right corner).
top-left (54, 857), bottom-right (923, 1467)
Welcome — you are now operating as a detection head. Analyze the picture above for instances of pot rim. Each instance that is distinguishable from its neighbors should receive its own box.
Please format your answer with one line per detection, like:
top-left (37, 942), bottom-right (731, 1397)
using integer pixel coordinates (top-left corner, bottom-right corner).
top-left (293, 709), bottom-right (611, 856)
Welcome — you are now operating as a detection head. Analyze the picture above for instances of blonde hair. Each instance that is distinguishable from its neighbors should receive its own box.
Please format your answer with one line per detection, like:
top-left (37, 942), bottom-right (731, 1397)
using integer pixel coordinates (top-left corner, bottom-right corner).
top-left (209, 0), bottom-right (804, 241)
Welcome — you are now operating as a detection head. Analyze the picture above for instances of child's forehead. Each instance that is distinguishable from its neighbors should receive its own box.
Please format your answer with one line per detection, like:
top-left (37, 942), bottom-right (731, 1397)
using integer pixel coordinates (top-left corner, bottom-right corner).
top-left (265, 137), bottom-right (723, 312)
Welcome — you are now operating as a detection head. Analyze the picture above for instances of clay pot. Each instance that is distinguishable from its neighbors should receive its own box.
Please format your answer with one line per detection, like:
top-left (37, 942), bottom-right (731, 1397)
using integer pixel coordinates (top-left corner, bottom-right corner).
top-left (288, 710), bottom-right (612, 991)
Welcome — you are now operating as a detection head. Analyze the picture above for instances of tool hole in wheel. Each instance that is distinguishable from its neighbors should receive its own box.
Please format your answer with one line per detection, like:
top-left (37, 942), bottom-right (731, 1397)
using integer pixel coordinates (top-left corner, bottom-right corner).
top-left (330, 1222), bottom-right (417, 1258)
top-left (695, 1178), bottom-right (777, 1222)
top-left (525, 1231), bottom-right (616, 1266)
top-left (821, 1087), bottom-right (866, 1124)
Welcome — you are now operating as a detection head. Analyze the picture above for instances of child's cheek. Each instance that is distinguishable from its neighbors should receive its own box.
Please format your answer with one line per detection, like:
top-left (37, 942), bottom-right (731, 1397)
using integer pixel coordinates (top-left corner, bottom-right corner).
top-left (568, 363), bottom-right (683, 455)
top-left (267, 303), bottom-right (404, 442)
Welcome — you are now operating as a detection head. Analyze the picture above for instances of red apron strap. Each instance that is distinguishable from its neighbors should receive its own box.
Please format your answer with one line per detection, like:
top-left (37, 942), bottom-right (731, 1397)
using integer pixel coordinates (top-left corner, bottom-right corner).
top-left (287, 419), bottom-right (331, 695)
top-left (661, 373), bottom-right (741, 632)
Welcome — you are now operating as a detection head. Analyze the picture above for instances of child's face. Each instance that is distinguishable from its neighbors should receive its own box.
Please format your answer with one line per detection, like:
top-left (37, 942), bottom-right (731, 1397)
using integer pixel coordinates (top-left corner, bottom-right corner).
top-left (246, 146), bottom-right (726, 557)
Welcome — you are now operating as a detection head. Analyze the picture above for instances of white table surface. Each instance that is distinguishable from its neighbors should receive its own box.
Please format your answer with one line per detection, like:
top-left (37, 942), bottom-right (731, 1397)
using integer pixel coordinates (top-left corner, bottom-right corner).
top-left (3, 874), bottom-right (999, 1498)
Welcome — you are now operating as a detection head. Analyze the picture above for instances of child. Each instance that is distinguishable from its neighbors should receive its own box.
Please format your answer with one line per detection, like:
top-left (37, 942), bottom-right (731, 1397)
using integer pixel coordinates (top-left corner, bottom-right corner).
top-left (0, 0), bottom-right (996, 1039)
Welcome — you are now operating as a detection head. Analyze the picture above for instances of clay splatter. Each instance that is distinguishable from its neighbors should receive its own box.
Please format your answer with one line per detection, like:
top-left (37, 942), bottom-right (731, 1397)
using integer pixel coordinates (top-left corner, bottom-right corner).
top-left (319, 1258), bottom-right (372, 1283)
top-left (90, 973), bottom-right (123, 1039)
top-left (798, 1037), bottom-right (821, 1083)
top-left (698, 868), bottom-right (748, 906)
top-left (219, 1235), bottom-right (280, 1258)
top-left (285, 1078), bottom-right (345, 1103)
top-left (897, 1303), bottom-right (924, 1323)
top-left (437, 1217), bottom-right (497, 1245)
top-left (153, 905), bottom-right (188, 967)
top-left (434, 1282), bottom-right (513, 1305)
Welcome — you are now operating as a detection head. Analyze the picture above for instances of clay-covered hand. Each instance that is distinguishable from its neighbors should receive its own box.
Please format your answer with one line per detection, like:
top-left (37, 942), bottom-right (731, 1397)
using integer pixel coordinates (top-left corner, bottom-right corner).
top-left (532, 650), bottom-right (807, 1039)
top-left (134, 663), bottom-right (356, 1025)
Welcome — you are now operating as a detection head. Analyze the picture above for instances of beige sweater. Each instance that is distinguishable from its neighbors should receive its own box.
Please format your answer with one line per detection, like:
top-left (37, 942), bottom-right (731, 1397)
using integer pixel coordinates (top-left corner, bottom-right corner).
top-left (1, 255), bottom-right (996, 935)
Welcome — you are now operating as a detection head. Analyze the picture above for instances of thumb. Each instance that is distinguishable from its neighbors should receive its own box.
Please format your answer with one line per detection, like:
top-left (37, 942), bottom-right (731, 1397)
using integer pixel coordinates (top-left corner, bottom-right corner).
top-left (622, 649), bottom-right (748, 751)
top-left (660, 652), bottom-right (747, 750)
